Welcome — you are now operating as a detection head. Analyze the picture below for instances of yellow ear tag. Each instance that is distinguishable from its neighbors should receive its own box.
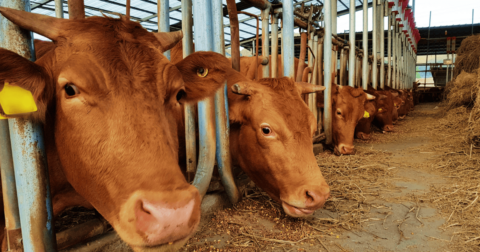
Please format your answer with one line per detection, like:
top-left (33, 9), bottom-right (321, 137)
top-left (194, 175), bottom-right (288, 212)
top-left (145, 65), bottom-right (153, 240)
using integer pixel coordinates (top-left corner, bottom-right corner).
top-left (378, 108), bottom-right (382, 112)
top-left (394, 103), bottom-right (397, 106)
top-left (363, 111), bottom-right (370, 118)
top-left (0, 82), bottom-right (37, 118)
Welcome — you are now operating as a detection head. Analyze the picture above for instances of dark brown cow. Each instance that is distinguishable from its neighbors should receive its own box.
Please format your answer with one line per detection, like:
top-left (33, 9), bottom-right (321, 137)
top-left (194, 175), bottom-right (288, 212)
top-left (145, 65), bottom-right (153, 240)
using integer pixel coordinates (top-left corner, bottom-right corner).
top-left (355, 100), bottom-right (377, 140)
top-left (366, 86), bottom-right (396, 132)
top-left (317, 84), bottom-right (376, 155)
top-left (171, 44), bottom-right (330, 217)
top-left (0, 8), bottom-right (234, 251)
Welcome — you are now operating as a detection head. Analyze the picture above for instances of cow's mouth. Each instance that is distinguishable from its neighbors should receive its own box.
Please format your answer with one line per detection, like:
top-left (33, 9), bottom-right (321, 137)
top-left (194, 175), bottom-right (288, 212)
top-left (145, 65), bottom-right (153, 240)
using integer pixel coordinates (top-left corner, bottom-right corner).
top-left (131, 235), bottom-right (193, 252)
top-left (281, 201), bottom-right (315, 217)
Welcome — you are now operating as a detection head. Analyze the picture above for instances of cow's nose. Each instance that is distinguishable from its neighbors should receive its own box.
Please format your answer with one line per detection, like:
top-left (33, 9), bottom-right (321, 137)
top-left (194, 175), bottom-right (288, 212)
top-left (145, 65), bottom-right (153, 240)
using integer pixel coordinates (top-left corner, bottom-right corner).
top-left (339, 144), bottom-right (356, 155)
top-left (305, 188), bottom-right (330, 209)
top-left (383, 125), bottom-right (394, 132)
top-left (356, 132), bottom-right (370, 140)
top-left (133, 186), bottom-right (201, 246)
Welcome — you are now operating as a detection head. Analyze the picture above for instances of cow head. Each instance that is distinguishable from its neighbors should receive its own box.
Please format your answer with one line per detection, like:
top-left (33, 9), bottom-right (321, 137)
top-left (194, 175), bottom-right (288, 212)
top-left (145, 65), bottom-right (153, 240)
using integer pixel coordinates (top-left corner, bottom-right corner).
top-left (0, 8), bottom-right (230, 251)
top-left (355, 100), bottom-right (377, 140)
top-left (227, 77), bottom-right (330, 217)
top-left (329, 85), bottom-right (375, 155)
top-left (368, 90), bottom-right (396, 132)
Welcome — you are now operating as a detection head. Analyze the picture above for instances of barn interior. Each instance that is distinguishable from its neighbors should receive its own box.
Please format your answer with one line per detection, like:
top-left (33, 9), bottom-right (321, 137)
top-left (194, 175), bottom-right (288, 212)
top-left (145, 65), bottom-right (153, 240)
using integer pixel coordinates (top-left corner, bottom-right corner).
top-left (1, 0), bottom-right (480, 251)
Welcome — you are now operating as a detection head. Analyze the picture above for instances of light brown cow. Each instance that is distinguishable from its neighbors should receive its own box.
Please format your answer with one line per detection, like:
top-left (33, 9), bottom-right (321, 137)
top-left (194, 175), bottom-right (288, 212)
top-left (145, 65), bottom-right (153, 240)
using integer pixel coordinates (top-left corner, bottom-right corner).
top-left (171, 44), bottom-right (330, 217)
top-left (0, 8), bottom-right (234, 251)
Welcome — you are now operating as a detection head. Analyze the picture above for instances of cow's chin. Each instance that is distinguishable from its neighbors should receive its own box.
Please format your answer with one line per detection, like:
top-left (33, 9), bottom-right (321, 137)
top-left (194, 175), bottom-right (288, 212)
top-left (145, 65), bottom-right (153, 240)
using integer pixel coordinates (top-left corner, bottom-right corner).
top-left (281, 201), bottom-right (315, 217)
top-left (130, 235), bottom-right (193, 252)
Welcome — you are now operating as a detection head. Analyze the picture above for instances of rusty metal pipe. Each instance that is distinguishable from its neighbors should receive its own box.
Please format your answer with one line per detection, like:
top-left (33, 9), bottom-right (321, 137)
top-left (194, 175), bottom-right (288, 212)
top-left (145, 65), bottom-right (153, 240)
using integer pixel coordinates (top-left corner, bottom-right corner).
top-left (0, 120), bottom-right (22, 251)
top-left (271, 13), bottom-right (279, 78)
top-left (68, 0), bottom-right (85, 19)
top-left (261, 6), bottom-right (270, 79)
top-left (126, 0), bottom-right (130, 19)
top-left (182, 0), bottom-right (196, 181)
top-left (296, 32), bottom-right (308, 82)
top-left (238, 11), bottom-right (259, 80)
top-left (56, 219), bottom-right (109, 250)
top-left (226, 0), bottom-right (240, 72)
top-left (0, 0), bottom-right (56, 250)
top-left (213, 0), bottom-right (240, 205)
top-left (158, 0), bottom-right (170, 59)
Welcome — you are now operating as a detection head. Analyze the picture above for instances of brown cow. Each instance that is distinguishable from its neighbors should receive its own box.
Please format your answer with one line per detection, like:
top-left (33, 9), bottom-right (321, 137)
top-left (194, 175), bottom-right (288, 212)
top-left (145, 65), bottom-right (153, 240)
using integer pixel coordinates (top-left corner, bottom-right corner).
top-left (366, 86), bottom-right (396, 132)
top-left (355, 100), bottom-right (377, 140)
top-left (317, 84), bottom-right (376, 155)
top-left (171, 44), bottom-right (330, 217)
top-left (0, 8), bottom-right (235, 251)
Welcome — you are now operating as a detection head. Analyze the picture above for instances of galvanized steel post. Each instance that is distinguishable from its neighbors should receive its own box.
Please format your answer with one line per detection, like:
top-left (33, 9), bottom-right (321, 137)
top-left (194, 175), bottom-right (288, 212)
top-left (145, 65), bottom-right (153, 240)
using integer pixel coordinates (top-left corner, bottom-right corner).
top-left (212, 0), bottom-right (240, 204)
top-left (311, 34), bottom-right (319, 122)
top-left (271, 13), bottom-right (279, 78)
top-left (372, 0), bottom-right (378, 89)
top-left (324, 0), bottom-right (333, 145)
top-left (379, 0), bottom-right (385, 89)
top-left (158, 0), bottom-right (170, 59)
top-left (282, 0), bottom-right (295, 78)
top-left (362, 0), bottom-right (368, 90)
top-left (387, 7), bottom-right (392, 87)
top-left (261, 6), bottom-right (270, 78)
top-left (348, 0), bottom-right (355, 87)
top-left (0, 121), bottom-right (22, 251)
top-left (54, 0), bottom-right (63, 18)
top-left (192, 0), bottom-right (217, 198)
top-left (182, 0), bottom-right (197, 181)
top-left (0, 0), bottom-right (56, 251)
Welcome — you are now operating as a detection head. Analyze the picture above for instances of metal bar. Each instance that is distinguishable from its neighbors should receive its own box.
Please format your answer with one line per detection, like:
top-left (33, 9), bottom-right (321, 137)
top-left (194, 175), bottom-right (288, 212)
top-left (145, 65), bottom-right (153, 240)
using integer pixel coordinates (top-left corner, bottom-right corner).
top-left (283, 0), bottom-right (295, 78)
top-left (182, 0), bottom-right (196, 181)
top-left (68, 0), bottom-right (85, 19)
top-left (446, 37), bottom-right (450, 84)
top-left (324, 0), bottom-right (333, 144)
top-left (54, 0), bottom-right (63, 18)
top-left (0, 121), bottom-right (22, 251)
top-left (158, 0), bottom-right (170, 59)
top-left (242, 0), bottom-right (271, 10)
top-left (0, 0), bottom-right (56, 251)
top-left (473, 9), bottom-right (474, 35)
top-left (297, 32), bottom-right (308, 82)
top-left (56, 218), bottom-right (108, 250)
top-left (387, 7), bottom-right (391, 87)
top-left (227, 0), bottom-right (240, 71)
top-left (348, 0), bottom-right (355, 87)
top-left (261, 6), bottom-right (270, 78)
top-left (339, 47), bottom-right (346, 85)
top-left (271, 13), bottom-right (279, 78)
top-left (310, 34), bottom-right (318, 120)
top-left (372, 0), bottom-right (378, 89)
top-left (192, 0), bottom-right (217, 198)
top-left (213, 0), bottom-right (240, 205)
top-left (451, 37), bottom-right (456, 79)
top-left (126, 0), bottom-right (130, 19)
top-left (362, 0), bottom-right (368, 90)
top-left (379, 0), bottom-right (385, 89)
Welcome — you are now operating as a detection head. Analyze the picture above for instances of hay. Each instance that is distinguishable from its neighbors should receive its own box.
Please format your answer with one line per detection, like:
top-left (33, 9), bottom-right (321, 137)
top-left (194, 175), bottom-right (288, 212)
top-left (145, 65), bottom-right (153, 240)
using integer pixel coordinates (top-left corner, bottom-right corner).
top-left (445, 70), bottom-right (478, 109)
top-left (184, 149), bottom-right (396, 251)
top-left (454, 35), bottom-right (480, 76)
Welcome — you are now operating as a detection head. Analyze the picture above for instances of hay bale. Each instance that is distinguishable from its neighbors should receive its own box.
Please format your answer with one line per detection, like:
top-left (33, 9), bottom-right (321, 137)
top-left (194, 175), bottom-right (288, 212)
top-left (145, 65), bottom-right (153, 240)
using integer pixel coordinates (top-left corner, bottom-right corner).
top-left (445, 70), bottom-right (478, 109)
top-left (454, 34), bottom-right (480, 76)
top-left (467, 69), bottom-right (480, 146)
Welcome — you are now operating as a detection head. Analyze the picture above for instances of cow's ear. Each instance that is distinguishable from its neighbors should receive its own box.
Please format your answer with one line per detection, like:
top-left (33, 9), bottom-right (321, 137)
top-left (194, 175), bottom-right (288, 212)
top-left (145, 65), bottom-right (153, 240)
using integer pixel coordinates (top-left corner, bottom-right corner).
top-left (153, 31), bottom-right (183, 53)
top-left (0, 49), bottom-right (52, 123)
top-left (175, 51), bottom-right (230, 102)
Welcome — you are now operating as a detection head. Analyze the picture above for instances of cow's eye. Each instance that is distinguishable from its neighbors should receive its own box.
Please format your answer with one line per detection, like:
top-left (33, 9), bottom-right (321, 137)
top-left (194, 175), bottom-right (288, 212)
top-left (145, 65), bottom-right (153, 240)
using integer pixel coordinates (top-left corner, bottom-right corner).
top-left (336, 110), bottom-right (342, 115)
top-left (262, 127), bottom-right (271, 135)
top-left (197, 68), bottom-right (208, 77)
top-left (65, 84), bottom-right (79, 97)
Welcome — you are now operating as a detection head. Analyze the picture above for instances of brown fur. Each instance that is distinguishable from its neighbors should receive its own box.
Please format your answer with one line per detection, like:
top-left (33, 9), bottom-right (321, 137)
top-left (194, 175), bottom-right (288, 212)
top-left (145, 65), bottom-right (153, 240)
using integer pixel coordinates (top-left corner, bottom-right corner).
top-left (1, 13), bottom-right (230, 251)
